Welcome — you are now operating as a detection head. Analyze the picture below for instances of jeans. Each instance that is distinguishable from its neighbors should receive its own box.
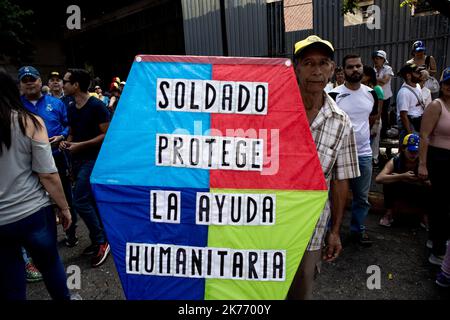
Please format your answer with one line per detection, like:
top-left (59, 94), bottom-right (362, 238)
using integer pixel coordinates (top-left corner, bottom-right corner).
top-left (350, 156), bottom-right (372, 233)
top-left (53, 151), bottom-right (77, 239)
top-left (427, 146), bottom-right (450, 256)
top-left (0, 206), bottom-right (70, 300)
top-left (72, 159), bottom-right (106, 245)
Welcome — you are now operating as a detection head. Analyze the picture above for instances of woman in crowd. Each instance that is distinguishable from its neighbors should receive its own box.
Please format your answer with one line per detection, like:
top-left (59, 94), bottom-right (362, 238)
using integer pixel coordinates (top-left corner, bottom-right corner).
top-left (0, 71), bottom-right (72, 300)
top-left (418, 67), bottom-right (450, 268)
top-left (375, 133), bottom-right (430, 228)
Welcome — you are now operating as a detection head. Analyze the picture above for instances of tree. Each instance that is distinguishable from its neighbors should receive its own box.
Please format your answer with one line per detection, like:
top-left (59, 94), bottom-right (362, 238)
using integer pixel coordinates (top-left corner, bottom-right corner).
top-left (0, 0), bottom-right (34, 63)
top-left (401, 0), bottom-right (450, 17)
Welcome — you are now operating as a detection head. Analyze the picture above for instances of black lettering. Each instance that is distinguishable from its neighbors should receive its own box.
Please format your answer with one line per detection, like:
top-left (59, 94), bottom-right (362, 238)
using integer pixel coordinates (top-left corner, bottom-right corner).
top-left (206, 249), bottom-right (213, 276)
top-left (189, 82), bottom-right (200, 110)
top-left (251, 140), bottom-right (262, 170)
top-left (221, 139), bottom-right (231, 167)
top-left (167, 193), bottom-right (178, 221)
top-left (174, 82), bottom-right (186, 109)
top-left (262, 196), bottom-right (274, 223)
top-left (262, 251), bottom-right (268, 279)
top-left (217, 251), bottom-right (228, 277)
top-left (254, 85), bottom-right (266, 113)
top-left (199, 195), bottom-right (210, 223)
top-left (152, 192), bottom-right (162, 220)
top-left (157, 135), bottom-right (169, 165)
top-left (272, 252), bottom-right (284, 279)
top-left (215, 195), bottom-right (226, 223)
top-left (205, 83), bottom-right (216, 110)
top-left (204, 138), bottom-right (216, 167)
top-left (159, 246), bottom-right (172, 274)
top-left (191, 249), bottom-right (203, 276)
top-left (246, 196), bottom-right (258, 223)
top-left (175, 248), bottom-right (187, 275)
top-left (248, 251), bottom-right (259, 279)
top-left (235, 140), bottom-right (247, 168)
top-left (128, 245), bottom-right (140, 273)
top-left (232, 252), bottom-right (244, 278)
top-left (237, 84), bottom-right (250, 112)
top-left (190, 138), bottom-right (200, 166)
top-left (158, 81), bottom-right (170, 109)
top-left (230, 196), bottom-right (242, 223)
top-left (173, 137), bottom-right (184, 165)
top-left (221, 84), bottom-right (233, 112)
top-left (143, 246), bottom-right (155, 273)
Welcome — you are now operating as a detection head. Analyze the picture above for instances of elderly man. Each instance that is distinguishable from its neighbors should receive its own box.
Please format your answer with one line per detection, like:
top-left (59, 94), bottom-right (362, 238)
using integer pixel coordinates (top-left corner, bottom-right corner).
top-left (287, 36), bottom-right (360, 299)
top-left (48, 71), bottom-right (64, 99)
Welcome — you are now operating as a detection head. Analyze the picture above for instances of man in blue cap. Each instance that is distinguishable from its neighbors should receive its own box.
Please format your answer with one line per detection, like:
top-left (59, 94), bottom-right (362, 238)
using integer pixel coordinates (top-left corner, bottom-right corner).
top-left (18, 66), bottom-right (77, 247)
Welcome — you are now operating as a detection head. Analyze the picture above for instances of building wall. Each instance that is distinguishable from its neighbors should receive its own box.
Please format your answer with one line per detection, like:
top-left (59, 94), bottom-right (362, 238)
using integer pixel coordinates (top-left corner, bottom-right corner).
top-left (181, 0), bottom-right (269, 57)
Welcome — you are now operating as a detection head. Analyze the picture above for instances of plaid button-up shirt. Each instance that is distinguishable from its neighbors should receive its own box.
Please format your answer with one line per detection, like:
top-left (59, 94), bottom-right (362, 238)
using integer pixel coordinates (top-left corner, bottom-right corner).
top-left (306, 94), bottom-right (360, 251)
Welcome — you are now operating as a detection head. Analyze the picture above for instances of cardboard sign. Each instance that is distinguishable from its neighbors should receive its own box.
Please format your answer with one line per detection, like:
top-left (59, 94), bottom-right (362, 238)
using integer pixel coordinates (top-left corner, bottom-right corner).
top-left (91, 55), bottom-right (327, 300)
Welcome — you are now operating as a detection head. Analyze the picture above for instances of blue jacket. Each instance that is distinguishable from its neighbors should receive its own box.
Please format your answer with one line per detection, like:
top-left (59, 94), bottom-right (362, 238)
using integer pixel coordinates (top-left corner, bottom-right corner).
top-left (21, 94), bottom-right (69, 139)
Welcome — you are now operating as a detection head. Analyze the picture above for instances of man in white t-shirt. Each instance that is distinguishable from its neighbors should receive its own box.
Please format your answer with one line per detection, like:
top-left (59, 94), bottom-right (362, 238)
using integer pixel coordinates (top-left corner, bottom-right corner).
top-left (396, 63), bottom-right (426, 141)
top-left (329, 54), bottom-right (378, 247)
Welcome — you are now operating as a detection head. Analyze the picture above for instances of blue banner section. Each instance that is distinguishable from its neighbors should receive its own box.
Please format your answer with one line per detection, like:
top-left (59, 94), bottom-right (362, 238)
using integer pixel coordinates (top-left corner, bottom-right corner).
top-left (91, 61), bottom-right (212, 188)
top-left (92, 183), bottom-right (209, 300)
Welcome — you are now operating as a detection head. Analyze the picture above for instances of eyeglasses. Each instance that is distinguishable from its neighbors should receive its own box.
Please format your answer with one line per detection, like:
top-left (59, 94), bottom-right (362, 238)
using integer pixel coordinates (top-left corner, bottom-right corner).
top-left (63, 79), bottom-right (72, 85)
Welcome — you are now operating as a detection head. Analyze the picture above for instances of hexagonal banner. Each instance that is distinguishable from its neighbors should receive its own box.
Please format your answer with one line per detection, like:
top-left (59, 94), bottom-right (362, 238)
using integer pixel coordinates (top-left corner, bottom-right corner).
top-left (91, 55), bottom-right (327, 300)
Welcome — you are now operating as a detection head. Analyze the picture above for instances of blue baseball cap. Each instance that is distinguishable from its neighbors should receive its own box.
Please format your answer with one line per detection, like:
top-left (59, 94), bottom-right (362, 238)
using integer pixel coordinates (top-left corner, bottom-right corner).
top-left (402, 133), bottom-right (419, 152)
top-left (440, 67), bottom-right (450, 84)
top-left (412, 40), bottom-right (426, 52)
top-left (18, 66), bottom-right (41, 81)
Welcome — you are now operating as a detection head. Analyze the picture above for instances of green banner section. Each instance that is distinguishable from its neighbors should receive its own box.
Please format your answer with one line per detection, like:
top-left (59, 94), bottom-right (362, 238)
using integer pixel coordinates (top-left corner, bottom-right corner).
top-left (204, 189), bottom-right (327, 300)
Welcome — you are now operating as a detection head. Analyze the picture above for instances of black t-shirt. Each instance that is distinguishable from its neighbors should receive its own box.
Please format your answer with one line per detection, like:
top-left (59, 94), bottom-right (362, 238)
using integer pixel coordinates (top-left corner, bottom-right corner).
top-left (68, 96), bottom-right (110, 160)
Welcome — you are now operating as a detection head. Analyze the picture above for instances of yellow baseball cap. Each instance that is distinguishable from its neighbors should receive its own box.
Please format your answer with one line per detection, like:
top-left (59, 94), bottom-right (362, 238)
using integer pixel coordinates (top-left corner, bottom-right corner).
top-left (294, 35), bottom-right (334, 58)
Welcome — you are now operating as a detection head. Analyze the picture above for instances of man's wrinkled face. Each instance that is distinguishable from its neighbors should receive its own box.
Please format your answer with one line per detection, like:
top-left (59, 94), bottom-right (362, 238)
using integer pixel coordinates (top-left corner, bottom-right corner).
top-left (48, 77), bottom-right (63, 92)
top-left (20, 76), bottom-right (42, 98)
top-left (295, 48), bottom-right (335, 95)
top-left (344, 57), bottom-right (363, 84)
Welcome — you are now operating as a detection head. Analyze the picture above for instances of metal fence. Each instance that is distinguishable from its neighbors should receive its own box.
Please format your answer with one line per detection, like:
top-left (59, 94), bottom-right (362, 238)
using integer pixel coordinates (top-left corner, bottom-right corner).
top-left (181, 0), bottom-right (450, 100)
top-left (286, 0), bottom-right (450, 100)
top-left (182, 0), bottom-right (269, 56)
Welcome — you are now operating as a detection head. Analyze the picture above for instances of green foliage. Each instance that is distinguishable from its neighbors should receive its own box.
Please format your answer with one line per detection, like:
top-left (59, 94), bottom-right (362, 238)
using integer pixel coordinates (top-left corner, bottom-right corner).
top-left (400, 0), bottom-right (418, 8)
top-left (342, 0), bottom-right (360, 15)
top-left (0, 0), bottom-right (34, 63)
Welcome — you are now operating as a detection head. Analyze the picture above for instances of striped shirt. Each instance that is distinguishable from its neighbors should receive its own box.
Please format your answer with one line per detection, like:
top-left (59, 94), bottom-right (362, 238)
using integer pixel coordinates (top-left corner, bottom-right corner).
top-left (307, 94), bottom-right (360, 251)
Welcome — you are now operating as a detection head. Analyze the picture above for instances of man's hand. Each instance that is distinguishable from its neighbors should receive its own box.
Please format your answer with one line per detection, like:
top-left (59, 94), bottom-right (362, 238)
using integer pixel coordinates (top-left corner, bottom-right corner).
top-left (402, 171), bottom-right (419, 183)
top-left (49, 135), bottom-right (64, 148)
top-left (59, 141), bottom-right (82, 154)
top-left (57, 208), bottom-right (72, 231)
top-left (323, 232), bottom-right (342, 262)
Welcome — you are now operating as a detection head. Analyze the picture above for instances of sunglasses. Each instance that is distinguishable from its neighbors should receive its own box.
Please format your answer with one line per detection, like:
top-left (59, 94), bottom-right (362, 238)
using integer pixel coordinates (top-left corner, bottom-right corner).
top-left (21, 76), bottom-right (38, 84)
top-left (63, 79), bottom-right (72, 85)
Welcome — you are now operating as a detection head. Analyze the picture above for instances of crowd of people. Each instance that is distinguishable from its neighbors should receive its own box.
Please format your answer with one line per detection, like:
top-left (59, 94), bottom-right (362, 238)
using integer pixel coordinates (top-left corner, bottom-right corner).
top-left (0, 67), bottom-right (126, 299)
top-left (0, 36), bottom-right (449, 300)
top-left (290, 35), bottom-right (450, 298)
